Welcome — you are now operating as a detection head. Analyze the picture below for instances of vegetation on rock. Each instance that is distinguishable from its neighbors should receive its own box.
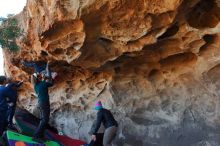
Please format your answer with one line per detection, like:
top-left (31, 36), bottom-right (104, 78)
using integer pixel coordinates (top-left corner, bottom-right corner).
top-left (0, 17), bottom-right (22, 52)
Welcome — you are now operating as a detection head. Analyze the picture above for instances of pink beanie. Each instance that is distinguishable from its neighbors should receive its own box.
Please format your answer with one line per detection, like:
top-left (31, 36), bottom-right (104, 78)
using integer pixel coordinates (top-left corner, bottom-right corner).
top-left (95, 101), bottom-right (103, 110)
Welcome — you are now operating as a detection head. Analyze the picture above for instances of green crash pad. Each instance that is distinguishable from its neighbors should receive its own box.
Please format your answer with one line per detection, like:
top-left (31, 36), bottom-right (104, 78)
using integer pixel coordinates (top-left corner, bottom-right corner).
top-left (6, 130), bottom-right (60, 146)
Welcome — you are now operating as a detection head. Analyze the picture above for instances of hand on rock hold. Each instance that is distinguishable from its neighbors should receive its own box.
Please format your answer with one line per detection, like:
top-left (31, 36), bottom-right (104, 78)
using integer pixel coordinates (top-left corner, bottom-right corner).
top-left (21, 60), bottom-right (25, 64)
top-left (91, 134), bottom-right (96, 141)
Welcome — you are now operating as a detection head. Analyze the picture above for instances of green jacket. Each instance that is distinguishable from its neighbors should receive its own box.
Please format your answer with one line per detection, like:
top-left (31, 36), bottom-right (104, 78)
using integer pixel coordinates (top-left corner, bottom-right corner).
top-left (34, 80), bottom-right (53, 106)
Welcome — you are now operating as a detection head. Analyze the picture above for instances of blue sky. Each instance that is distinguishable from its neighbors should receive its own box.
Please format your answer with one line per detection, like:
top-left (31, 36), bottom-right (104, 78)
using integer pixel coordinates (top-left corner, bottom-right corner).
top-left (0, 0), bottom-right (26, 75)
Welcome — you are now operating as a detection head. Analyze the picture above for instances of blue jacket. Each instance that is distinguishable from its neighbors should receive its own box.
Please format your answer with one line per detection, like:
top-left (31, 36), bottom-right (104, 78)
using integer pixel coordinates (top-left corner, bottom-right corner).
top-left (22, 61), bottom-right (47, 73)
top-left (0, 86), bottom-right (13, 112)
top-left (6, 82), bottom-right (22, 104)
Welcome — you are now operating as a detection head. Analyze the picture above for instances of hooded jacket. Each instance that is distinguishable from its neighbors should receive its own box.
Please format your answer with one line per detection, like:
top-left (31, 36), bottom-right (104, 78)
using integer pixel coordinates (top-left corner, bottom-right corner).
top-left (93, 108), bottom-right (118, 134)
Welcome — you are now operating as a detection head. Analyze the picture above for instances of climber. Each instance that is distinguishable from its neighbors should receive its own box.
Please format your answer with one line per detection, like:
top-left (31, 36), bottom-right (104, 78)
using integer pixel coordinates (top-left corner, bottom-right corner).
top-left (21, 60), bottom-right (47, 73)
top-left (0, 76), bottom-right (14, 136)
top-left (21, 60), bottom-right (58, 80)
top-left (89, 119), bottom-right (105, 146)
top-left (6, 80), bottom-right (23, 130)
top-left (91, 101), bottom-right (118, 146)
top-left (31, 61), bottom-right (53, 143)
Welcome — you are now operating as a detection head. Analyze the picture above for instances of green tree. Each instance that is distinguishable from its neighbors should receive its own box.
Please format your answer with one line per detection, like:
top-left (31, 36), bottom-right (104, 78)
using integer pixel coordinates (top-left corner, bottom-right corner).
top-left (0, 17), bottom-right (22, 52)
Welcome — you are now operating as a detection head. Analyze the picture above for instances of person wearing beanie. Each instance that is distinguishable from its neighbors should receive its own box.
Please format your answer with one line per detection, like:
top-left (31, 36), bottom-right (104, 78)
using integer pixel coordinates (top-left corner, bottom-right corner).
top-left (95, 101), bottom-right (103, 110)
top-left (91, 101), bottom-right (118, 146)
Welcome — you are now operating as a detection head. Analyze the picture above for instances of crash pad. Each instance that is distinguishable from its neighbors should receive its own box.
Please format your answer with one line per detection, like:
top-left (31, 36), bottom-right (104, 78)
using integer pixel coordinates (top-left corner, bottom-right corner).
top-left (14, 108), bottom-right (86, 146)
top-left (15, 108), bottom-right (58, 134)
top-left (0, 136), bottom-right (6, 146)
top-left (6, 130), bottom-right (59, 146)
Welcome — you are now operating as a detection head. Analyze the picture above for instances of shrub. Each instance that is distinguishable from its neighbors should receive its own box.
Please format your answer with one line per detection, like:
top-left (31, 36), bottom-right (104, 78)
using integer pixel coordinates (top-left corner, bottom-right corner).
top-left (0, 17), bottom-right (23, 52)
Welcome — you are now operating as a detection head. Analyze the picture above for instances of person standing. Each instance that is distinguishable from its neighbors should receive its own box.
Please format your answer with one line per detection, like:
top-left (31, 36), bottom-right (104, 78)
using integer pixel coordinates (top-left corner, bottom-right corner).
top-left (0, 76), bottom-right (13, 136)
top-left (31, 61), bottom-right (53, 143)
top-left (6, 80), bottom-right (23, 129)
top-left (91, 101), bottom-right (118, 146)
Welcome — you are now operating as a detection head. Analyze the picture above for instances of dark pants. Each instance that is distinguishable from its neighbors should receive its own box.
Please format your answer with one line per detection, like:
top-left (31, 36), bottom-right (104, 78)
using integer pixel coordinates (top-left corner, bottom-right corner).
top-left (89, 133), bottom-right (104, 146)
top-left (0, 112), bottom-right (7, 136)
top-left (7, 104), bottom-right (16, 126)
top-left (34, 105), bottom-right (50, 138)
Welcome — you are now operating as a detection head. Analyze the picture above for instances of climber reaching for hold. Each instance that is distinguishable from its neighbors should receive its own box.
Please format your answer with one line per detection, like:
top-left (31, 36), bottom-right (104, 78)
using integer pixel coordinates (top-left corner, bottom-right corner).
top-left (21, 60), bottom-right (47, 73)
top-left (21, 60), bottom-right (58, 80)
top-left (91, 101), bottom-right (118, 146)
top-left (31, 61), bottom-right (53, 143)
top-left (6, 80), bottom-right (23, 130)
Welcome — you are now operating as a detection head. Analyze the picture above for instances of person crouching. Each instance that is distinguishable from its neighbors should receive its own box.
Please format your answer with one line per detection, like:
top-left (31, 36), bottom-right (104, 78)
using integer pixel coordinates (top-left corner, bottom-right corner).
top-left (91, 101), bottom-right (118, 146)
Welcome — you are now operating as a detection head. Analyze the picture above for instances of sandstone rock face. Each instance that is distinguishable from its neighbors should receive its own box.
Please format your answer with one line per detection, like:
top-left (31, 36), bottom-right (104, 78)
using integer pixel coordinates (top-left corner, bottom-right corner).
top-left (4, 0), bottom-right (220, 145)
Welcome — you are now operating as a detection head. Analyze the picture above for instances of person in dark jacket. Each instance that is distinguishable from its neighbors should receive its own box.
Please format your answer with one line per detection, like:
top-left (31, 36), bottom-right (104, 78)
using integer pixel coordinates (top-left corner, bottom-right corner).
top-left (91, 101), bottom-right (118, 146)
top-left (31, 61), bottom-right (53, 143)
top-left (0, 76), bottom-right (13, 136)
top-left (6, 80), bottom-right (23, 129)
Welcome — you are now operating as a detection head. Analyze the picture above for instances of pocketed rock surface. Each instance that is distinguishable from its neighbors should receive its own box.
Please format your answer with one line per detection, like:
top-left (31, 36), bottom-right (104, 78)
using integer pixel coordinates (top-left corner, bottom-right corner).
top-left (3, 0), bottom-right (220, 145)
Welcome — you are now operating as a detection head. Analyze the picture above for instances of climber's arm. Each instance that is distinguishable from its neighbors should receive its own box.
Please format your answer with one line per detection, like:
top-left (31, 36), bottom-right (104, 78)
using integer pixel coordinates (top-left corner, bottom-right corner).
top-left (31, 75), bottom-right (37, 86)
top-left (15, 80), bottom-right (24, 88)
top-left (21, 60), bottom-right (35, 68)
top-left (92, 111), bottom-right (102, 135)
top-left (45, 61), bottom-right (53, 87)
top-left (89, 120), bottom-right (97, 135)
top-left (18, 80), bottom-right (23, 87)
